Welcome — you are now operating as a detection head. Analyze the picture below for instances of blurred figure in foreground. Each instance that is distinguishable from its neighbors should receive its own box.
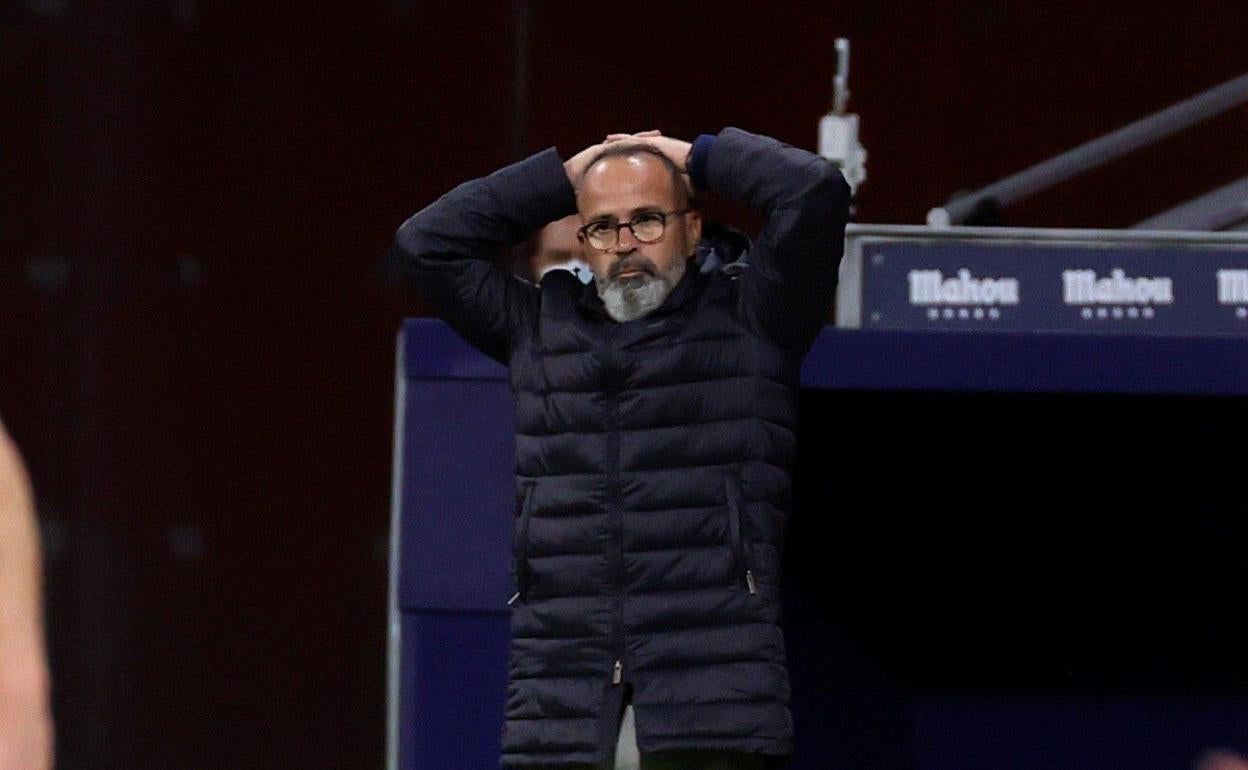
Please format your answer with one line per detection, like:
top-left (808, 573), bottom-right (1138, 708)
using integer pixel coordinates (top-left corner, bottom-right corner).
top-left (0, 418), bottom-right (52, 770)
top-left (1201, 751), bottom-right (1248, 770)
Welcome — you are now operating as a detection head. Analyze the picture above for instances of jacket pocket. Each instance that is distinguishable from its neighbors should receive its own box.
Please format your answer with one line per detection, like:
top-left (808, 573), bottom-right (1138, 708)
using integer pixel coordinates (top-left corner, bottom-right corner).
top-left (509, 482), bottom-right (537, 605)
top-left (724, 475), bottom-right (757, 595)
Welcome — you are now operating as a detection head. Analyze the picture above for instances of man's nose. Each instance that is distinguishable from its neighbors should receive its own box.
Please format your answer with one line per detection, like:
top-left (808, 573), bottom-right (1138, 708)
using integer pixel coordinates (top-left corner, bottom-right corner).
top-left (613, 225), bottom-right (641, 252)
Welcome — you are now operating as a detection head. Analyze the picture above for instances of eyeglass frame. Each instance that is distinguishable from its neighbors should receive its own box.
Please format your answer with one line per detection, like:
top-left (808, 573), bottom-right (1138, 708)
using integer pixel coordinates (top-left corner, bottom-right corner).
top-left (576, 208), bottom-right (693, 251)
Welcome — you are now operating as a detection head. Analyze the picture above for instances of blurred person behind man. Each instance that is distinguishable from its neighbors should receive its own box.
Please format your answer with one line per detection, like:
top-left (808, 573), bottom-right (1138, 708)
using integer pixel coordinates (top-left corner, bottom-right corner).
top-left (0, 417), bottom-right (53, 770)
top-left (531, 214), bottom-right (593, 284)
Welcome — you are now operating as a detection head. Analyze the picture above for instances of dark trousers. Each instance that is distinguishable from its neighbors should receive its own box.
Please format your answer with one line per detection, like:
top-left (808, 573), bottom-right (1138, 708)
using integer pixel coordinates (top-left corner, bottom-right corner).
top-left (560, 753), bottom-right (766, 770)
top-left (551, 705), bottom-right (769, 770)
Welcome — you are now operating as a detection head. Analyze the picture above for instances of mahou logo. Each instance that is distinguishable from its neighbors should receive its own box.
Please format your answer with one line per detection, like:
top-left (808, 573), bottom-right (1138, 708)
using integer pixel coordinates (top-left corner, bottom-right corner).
top-left (907, 269), bottom-right (1020, 306)
top-left (1062, 269), bottom-right (1173, 305)
top-left (1217, 270), bottom-right (1248, 304)
top-left (906, 268), bottom-right (1019, 322)
top-left (1062, 268), bottom-right (1172, 321)
top-left (1217, 269), bottom-right (1248, 320)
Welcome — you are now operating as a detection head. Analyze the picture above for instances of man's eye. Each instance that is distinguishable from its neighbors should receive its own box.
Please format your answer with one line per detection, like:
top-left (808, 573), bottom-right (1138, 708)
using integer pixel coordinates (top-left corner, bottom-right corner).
top-left (633, 213), bottom-right (663, 225)
top-left (586, 222), bottom-right (613, 235)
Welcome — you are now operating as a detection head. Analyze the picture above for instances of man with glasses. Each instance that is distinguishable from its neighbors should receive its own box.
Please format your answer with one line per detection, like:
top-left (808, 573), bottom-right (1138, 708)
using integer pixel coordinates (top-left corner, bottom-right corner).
top-left (395, 127), bottom-right (850, 769)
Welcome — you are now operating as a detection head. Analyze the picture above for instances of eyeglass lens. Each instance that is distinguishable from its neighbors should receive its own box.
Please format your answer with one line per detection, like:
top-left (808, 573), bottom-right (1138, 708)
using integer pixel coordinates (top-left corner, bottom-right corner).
top-left (586, 213), bottom-right (666, 249)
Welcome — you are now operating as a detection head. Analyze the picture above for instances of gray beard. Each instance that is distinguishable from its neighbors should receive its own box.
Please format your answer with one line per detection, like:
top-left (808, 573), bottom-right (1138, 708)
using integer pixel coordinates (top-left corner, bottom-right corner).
top-left (595, 258), bottom-right (686, 323)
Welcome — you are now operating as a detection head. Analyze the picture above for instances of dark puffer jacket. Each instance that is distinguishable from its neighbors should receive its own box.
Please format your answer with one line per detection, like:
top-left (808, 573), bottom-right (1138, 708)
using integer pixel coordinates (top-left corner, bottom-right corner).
top-left (395, 128), bottom-right (850, 767)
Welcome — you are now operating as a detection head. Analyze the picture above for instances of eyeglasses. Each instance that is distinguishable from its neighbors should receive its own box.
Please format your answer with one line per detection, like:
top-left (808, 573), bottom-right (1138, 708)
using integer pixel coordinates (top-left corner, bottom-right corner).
top-left (577, 209), bottom-right (691, 251)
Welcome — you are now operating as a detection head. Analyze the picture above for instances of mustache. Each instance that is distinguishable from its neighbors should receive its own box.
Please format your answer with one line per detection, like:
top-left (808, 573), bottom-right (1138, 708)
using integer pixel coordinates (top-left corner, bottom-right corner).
top-left (609, 257), bottom-right (656, 279)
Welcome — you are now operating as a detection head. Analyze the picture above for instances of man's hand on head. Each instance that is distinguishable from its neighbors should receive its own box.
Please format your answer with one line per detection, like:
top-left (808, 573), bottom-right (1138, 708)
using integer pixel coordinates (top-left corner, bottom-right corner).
top-left (563, 141), bottom-right (615, 187)
top-left (565, 132), bottom-right (696, 191)
top-left (604, 131), bottom-right (692, 172)
top-left (601, 131), bottom-right (695, 199)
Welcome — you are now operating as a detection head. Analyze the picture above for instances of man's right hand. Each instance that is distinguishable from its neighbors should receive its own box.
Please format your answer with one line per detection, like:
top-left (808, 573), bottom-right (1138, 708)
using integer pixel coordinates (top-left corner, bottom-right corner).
top-left (563, 141), bottom-right (614, 187)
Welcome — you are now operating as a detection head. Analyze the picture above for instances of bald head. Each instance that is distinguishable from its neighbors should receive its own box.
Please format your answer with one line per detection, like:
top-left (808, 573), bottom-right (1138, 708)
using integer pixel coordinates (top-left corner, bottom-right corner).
top-left (575, 144), bottom-right (691, 210)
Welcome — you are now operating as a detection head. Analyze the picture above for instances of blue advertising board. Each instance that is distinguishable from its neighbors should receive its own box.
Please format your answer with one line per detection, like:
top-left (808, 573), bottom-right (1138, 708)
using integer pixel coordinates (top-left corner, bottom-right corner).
top-left (838, 225), bottom-right (1248, 335)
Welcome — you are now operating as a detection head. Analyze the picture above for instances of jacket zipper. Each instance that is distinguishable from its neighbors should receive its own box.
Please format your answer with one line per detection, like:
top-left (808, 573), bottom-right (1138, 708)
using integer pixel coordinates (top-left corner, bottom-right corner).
top-left (605, 330), bottom-right (626, 686)
top-left (724, 476), bottom-right (757, 595)
top-left (508, 481), bottom-right (537, 605)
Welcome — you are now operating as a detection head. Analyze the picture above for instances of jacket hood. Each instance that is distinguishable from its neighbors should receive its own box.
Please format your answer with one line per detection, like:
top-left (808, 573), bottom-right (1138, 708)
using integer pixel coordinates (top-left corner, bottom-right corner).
top-left (695, 221), bottom-right (752, 276)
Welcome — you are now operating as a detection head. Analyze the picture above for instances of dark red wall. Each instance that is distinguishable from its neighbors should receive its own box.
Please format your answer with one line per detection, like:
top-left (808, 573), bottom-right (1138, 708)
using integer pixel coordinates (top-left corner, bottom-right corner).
top-left (2, 1), bottom-right (1246, 767)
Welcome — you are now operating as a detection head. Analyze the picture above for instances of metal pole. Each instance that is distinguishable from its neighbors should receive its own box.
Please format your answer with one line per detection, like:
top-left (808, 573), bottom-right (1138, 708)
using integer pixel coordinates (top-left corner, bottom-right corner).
top-left (929, 71), bottom-right (1248, 226)
top-left (510, 0), bottom-right (531, 162)
top-left (833, 38), bottom-right (850, 116)
top-left (1132, 175), bottom-right (1248, 231)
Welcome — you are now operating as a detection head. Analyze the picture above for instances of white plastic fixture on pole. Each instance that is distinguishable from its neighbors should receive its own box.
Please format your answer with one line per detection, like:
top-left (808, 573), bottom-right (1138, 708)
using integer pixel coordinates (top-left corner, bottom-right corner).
top-left (818, 38), bottom-right (867, 195)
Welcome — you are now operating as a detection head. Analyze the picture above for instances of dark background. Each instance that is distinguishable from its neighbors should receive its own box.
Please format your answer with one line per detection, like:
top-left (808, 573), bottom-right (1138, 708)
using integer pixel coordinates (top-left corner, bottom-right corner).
top-left (3, 1), bottom-right (1248, 767)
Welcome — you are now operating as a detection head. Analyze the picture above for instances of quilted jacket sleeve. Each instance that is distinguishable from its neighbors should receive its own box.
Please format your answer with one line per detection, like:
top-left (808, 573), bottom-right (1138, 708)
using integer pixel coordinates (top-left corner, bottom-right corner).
top-left (391, 148), bottom-right (578, 364)
top-left (700, 127), bottom-right (851, 354)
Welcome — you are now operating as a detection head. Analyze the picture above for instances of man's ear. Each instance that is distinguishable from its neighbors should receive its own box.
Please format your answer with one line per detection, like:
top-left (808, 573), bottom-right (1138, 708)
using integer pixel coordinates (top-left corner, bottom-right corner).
top-left (686, 210), bottom-right (702, 250)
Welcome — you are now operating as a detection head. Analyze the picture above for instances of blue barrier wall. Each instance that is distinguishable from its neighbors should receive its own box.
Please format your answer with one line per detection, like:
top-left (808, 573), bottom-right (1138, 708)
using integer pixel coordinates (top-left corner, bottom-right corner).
top-left (391, 318), bottom-right (1248, 769)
